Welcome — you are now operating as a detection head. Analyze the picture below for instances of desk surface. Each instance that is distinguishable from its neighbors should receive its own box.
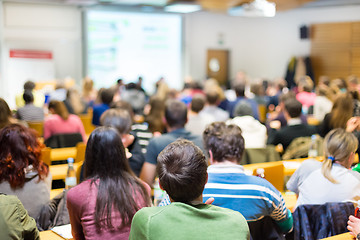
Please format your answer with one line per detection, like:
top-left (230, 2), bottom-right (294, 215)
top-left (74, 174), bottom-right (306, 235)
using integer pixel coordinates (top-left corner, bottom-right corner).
top-left (321, 232), bottom-right (354, 239)
top-left (40, 230), bottom-right (70, 240)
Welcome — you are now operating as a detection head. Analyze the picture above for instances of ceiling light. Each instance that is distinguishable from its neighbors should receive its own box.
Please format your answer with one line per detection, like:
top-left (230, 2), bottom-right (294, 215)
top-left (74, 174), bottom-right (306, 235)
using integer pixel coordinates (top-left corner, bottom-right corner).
top-left (164, 2), bottom-right (201, 13)
top-left (228, 0), bottom-right (276, 17)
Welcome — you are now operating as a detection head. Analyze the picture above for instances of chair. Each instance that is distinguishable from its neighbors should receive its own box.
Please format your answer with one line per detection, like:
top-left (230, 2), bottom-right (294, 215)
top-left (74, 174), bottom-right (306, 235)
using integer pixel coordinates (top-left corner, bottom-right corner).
top-left (44, 133), bottom-right (83, 148)
top-left (40, 147), bottom-right (51, 166)
top-left (248, 216), bottom-right (286, 240)
top-left (252, 162), bottom-right (284, 192)
top-left (258, 104), bottom-right (267, 123)
top-left (292, 202), bottom-right (354, 240)
top-left (27, 121), bottom-right (44, 137)
top-left (242, 145), bottom-right (281, 164)
top-left (79, 109), bottom-right (96, 135)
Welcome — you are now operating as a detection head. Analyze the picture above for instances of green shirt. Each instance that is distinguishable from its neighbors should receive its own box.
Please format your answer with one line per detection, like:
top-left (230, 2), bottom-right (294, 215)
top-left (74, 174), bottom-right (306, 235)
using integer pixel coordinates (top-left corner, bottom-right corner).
top-left (130, 202), bottom-right (250, 240)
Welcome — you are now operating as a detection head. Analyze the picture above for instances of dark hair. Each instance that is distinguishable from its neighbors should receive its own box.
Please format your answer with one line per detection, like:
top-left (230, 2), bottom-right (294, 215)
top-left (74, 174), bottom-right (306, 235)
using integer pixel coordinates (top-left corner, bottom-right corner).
top-left (100, 109), bottom-right (132, 134)
top-left (23, 90), bottom-right (34, 104)
top-left (110, 100), bottom-right (135, 122)
top-left (101, 88), bottom-right (114, 105)
top-left (23, 81), bottom-right (35, 91)
top-left (190, 95), bottom-right (205, 113)
top-left (205, 90), bottom-right (219, 105)
top-left (234, 83), bottom-right (245, 97)
top-left (48, 100), bottom-right (69, 120)
top-left (165, 100), bottom-right (187, 128)
top-left (203, 122), bottom-right (244, 163)
top-left (284, 99), bottom-right (302, 118)
top-left (146, 96), bottom-right (165, 133)
top-left (157, 139), bottom-right (207, 203)
top-left (84, 127), bottom-right (150, 230)
top-left (0, 98), bottom-right (12, 129)
top-left (0, 124), bottom-right (49, 189)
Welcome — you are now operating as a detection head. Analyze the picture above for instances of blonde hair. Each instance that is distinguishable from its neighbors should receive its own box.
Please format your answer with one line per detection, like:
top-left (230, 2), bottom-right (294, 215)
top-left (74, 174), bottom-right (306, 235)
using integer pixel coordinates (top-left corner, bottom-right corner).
top-left (321, 128), bottom-right (358, 183)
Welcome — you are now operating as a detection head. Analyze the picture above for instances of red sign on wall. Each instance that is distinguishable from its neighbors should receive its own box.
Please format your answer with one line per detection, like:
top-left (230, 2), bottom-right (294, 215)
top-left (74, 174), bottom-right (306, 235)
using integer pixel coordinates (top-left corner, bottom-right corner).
top-left (9, 50), bottom-right (52, 59)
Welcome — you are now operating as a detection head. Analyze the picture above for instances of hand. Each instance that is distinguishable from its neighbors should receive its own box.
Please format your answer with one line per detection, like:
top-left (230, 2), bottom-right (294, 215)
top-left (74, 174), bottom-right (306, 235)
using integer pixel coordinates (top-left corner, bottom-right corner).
top-left (347, 215), bottom-right (360, 237)
top-left (205, 197), bottom-right (215, 205)
top-left (270, 120), bottom-right (281, 129)
top-left (122, 134), bottom-right (135, 148)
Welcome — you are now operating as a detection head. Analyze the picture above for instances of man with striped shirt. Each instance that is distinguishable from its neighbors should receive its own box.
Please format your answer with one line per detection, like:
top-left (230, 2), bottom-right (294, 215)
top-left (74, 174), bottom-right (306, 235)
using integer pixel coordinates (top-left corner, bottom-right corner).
top-left (202, 122), bottom-right (293, 238)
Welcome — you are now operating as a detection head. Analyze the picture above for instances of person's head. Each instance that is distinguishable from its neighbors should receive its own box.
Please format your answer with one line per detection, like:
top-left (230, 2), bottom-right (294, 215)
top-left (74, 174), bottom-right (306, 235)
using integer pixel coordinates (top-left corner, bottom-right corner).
top-left (190, 94), bottom-right (205, 113)
top-left (297, 76), bottom-right (314, 92)
top-left (233, 83), bottom-right (246, 97)
top-left (101, 88), bottom-right (114, 105)
top-left (203, 122), bottom-right (245, 163)
top-left (0, 124), bottom-right (48, 189)
top-left (84, 126), bottom-right (150, 228)
top-left (157, 139), bottom-right (207, 203)
top-left (330, 93), bottom-right (354, 129)
top-left (100, 109), bottom-right (132, 135)
top-left (23, 90), bottom-right (34, 104)
top-left (23, 81), bottom-right (35, 91)
top-left (284, 98), bottom-right (302, 119)
top-left (322, 128), bottom-right (358, 183)
top-left (0, 98), bottom-right (12, 129)
top-left (48, 100), bottom-right (69, 120)
top-left (205, 90), bottom-right (220, 105)
top-left (233, 101), bottom-right (253, 117)
top-left (250, 83), bottom-right (264, 96)
top-left (148, 96), bottom-right (165, 115)
top-left (164, 99), bottom-right (187, 129)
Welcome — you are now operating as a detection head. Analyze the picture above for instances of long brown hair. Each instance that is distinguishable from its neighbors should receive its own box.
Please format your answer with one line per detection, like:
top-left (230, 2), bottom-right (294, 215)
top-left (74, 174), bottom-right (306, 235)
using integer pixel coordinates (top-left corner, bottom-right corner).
top-left (84, 127), bottom-right (151, 230)
top-left (321, 128), bottom-right (358, 183)
top-left (0, 98), bottom-right (12, 129)
top-left (145, 96), bottom-right (165, 133)
top-left (0, 124), bottom-right (49, 188)
top-left (48, 100), bottom-right (69, 120)
top-left (330, 93), bottom-right (353, 129)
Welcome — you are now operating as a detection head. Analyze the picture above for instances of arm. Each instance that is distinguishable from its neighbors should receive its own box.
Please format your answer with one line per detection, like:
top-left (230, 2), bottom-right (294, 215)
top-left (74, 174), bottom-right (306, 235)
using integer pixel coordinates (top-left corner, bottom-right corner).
top-left (348, 215), bottom-right (360, 237)
top-left (66, 189), bottom-right (85, 240)
top-left (17, 200), bottom-right (40, 240)
top-left (140, 162), bottom-right (156, 187)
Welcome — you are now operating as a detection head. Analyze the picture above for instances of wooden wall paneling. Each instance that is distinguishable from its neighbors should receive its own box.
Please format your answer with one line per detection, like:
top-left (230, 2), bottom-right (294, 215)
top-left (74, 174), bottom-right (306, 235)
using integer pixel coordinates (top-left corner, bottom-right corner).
top-left (352, 47), bottom-right (360, 76)
top-left (311, 22), bottom-right (352, 44)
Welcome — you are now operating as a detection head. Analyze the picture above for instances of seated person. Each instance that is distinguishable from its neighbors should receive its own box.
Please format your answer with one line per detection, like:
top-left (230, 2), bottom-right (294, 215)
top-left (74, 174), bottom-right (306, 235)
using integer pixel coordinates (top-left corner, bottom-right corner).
top-left (0, 124), bottom-right (51, 220)
top-left (16, 90), bottom-right (44, 121)
top-left (202, 122), bottom-right (292, 234)
top-left (67, 127), bottom-right (151, 240)
top-left (267, 98), bottom-right (317, 152)
top-left (130, 139), bottom-right (250, 240)
top-left (100, 108), bottom-right (145, 176)
top-left (0, 194), bottom-right (40, 239)
top-left (92, 88), bottom-right (114, 126)
top-left (287, 128), bottom-right (360, 207)
top-left (140, 99), bottom-right (204, 187)
top-left (44, 100), bottom-right (86, 143)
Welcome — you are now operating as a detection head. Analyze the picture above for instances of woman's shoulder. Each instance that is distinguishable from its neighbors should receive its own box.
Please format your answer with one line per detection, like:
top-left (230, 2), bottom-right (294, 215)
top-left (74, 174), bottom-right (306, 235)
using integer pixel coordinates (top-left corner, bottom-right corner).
top-left (67, 180), bottom-right (96, 202)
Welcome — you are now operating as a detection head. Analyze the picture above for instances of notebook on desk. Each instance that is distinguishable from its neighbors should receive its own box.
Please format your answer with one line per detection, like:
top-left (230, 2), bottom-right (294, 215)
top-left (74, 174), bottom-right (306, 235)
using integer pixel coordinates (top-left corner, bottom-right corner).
top-left (52, 224), bottom-right (73, 239)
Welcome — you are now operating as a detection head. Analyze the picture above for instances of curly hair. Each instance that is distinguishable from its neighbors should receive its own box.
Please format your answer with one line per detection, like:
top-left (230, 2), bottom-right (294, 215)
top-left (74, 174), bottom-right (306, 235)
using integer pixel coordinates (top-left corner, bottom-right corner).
top-left (0, 124), bottom-right (49, 189)
top-left (203, 122), bottom-right (245, 163)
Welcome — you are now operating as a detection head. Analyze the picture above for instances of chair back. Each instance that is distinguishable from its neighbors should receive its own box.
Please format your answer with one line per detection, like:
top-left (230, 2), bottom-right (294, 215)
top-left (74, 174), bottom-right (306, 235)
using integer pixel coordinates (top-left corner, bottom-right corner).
top-left (27, 121), bottom-right (44, 137)
top-left (79, 109), bottom-right (96, 135)
top-left (252, 162), bottom-right (284, 192)
top-left (44, 133), bottom-right (83, 148)
top-left (75, 142), bottom-right (86, 163)
top-left (258, 104), bottom-right (267, 123)
top-left (242, 145), bottom-right (281, 164)
top-left (40, 147), bottom-right (51, 166)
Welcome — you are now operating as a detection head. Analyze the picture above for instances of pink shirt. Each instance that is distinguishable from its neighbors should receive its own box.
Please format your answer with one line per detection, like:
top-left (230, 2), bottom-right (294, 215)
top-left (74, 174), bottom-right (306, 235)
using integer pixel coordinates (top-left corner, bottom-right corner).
top-left (296, 92), bottom-right (317, 109)
top-left (44, 114), bottom-right (86, 142)
top-left (66, 179), bottom-right (151, 240)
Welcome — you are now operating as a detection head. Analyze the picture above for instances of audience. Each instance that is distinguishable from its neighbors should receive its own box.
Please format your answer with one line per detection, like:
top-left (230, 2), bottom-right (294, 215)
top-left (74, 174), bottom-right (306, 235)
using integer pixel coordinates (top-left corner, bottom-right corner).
top-left (140, 99), bottom-right (204, 187)
top-left (200, 89), bottom-right (229, 122)
top-left (0, 194), bottom-right (40, 239)
top-left (0, 124), bottom-right (51, 219)
top-left (185, 94), bottom-right (215, 136)
top-left (67, 127), bottom-right (151, 240)
top-left (287, 128), bottom-right (360, 207)
top-left (295, 76), bottom-right (316, 113)
top-left (15, 80), bottom-right (45, 108)
top-left (267, 98), bottom-right (317, 151)
top-left (227, 102), bottom-right (267, 148)
top-left (227, 82), bottom-right (259, 119)
top-left (313, 85), bottom-right (333, 121)
top-left (92, 88), bottom-right (114, 126)
top-left (121, 82), bottom-right (147, 115)
top-left (130, 139), bottom-right (250, 240)
top-left (100, 109), bottom-right (145, 176)
top-left (202, 122), bottom-right (293, 237)
top-left (318, 93), bottom-right (354, 138)
top-left (16, 90), bottom-right (44, 121)
top-left (44, 100), bottom-right (86, 142)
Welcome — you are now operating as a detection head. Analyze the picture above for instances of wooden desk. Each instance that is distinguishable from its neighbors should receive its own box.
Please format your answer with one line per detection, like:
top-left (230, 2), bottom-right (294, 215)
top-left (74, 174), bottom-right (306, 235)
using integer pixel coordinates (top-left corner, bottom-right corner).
top-left (321, 232), bottom-right (354, 239)
top-left (50, 147), bottom-right (76, 161)
top-left (40, 230), bottom-right (70, 240)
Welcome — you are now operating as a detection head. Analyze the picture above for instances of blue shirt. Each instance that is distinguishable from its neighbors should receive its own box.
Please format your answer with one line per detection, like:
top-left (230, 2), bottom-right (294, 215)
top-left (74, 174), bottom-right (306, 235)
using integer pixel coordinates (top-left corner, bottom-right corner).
top-left (145, 128), bottom-right (204, 165)
top-left (92, 103), bottom-right (110, 126)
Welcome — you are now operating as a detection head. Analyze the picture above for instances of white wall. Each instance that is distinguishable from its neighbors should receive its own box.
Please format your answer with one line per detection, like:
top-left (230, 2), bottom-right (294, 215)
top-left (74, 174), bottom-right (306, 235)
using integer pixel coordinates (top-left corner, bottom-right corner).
top-left (0, 2), bottom-right (82, 108)
top-left (184, 5), bottom-right (360, 83)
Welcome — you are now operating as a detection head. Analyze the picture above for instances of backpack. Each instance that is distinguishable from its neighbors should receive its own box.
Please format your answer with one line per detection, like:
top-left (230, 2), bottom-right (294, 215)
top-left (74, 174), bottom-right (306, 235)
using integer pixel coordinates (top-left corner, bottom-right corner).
top-left (282, 135), bottom-right (323, 160)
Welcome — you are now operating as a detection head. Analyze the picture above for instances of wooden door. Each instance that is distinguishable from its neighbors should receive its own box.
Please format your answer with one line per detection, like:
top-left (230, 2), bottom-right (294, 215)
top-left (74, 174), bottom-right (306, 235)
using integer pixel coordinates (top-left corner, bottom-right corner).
top-left (206, 49), bottom-right (229, 86)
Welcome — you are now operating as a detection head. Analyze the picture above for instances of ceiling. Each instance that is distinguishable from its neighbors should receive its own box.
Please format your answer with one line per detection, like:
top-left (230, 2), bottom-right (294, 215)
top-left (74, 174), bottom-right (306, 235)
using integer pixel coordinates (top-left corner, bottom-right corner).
top-left (4, 0), bottom-right (360, 12)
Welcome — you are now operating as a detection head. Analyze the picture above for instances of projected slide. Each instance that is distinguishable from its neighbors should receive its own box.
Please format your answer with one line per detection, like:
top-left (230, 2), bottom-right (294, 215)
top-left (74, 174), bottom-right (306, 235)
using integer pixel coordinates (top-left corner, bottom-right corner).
top-left (87, 11), bottom-right (182, 94)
